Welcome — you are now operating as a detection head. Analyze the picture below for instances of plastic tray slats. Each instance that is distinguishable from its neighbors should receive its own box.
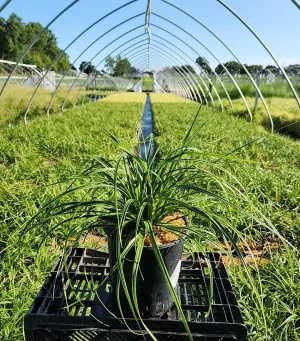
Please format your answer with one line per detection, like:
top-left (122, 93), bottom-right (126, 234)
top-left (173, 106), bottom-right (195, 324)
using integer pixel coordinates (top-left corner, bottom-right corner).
top-left (25, 248), bottom-right (247, 341)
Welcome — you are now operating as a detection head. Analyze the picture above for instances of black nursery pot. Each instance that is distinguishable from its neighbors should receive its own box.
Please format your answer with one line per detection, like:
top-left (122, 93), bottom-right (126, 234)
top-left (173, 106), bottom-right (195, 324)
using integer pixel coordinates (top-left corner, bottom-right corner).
top-left (107, 233), bottom-right (184, 318)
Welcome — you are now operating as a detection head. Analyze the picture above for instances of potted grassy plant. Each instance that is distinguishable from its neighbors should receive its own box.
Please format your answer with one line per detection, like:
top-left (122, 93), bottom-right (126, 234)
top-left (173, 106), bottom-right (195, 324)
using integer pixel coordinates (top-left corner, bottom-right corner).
top-left (25, 97), bottom-right (281, 340)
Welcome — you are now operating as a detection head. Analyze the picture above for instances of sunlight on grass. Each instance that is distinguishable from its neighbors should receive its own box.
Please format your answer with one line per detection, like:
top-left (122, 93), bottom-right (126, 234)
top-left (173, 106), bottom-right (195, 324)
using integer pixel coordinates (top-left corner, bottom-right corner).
top-left (150, 93), bottom-right (193, 103)
top-left (101, 92), bottom-right (146, 103)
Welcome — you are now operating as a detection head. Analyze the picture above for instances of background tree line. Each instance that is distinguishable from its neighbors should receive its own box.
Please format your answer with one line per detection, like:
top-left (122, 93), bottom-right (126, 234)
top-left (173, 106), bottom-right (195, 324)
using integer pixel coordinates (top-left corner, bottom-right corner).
top-left (78, 56), bottom-right (139, 77)
top-left (0, 13), bottom-right (70, 72)
top-left (196, 56), bottom-right (300, 76)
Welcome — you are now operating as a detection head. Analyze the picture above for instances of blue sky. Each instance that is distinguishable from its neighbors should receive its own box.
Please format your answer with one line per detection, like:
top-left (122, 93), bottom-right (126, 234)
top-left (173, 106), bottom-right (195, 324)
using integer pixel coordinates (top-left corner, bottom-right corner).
top-left (1, 0), bottom-right (299, 72)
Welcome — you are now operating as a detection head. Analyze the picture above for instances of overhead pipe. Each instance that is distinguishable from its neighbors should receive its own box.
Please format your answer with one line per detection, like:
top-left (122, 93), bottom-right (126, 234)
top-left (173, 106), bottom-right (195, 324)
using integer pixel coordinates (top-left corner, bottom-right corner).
top-left (161, 0), bottom-right (273, 127)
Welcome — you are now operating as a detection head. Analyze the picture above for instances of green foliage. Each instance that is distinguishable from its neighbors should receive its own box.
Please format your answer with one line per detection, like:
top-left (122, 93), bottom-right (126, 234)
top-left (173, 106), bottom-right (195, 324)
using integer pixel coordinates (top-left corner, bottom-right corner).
top-left (79, 61), bottom-right (96, 75)
top-left (151, 97), bottom-right (300, 340)
top-left (104, 55), bottom-right (137, 76)
top-left (0, 13), bottom-right (70, 72)
top-left (195, 80), bottom-right (300, 101)
top-left (104, 55), bottom-right (115, 74)
top-left (240, 64), bottom-right (263, 75)
top-left (284, 64), bottom-right (300, 75)
top-left (213, 62), bottom-right (282, 76)
top-left (196, 56), bottom-right (211, 74)
top-left (215, 61), bottom-right (241, 74)
top-left (25, 111), bottom-right (272, 339)
top-left (142, 76), bottom-right (153, 92)
top-left (0, 99), bottom-right (144, 340)
top-left (0, 86), bottom-right (96, 126)
top-left (264, 65), bottom-right (280, 75)
top-left (113, 56), bottom-right (134, 76)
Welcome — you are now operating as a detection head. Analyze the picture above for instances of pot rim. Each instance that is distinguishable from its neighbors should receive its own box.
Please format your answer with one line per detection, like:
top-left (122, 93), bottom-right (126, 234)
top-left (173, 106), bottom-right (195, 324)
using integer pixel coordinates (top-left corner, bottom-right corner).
top-left (105, 215), bottom-right (189, 250)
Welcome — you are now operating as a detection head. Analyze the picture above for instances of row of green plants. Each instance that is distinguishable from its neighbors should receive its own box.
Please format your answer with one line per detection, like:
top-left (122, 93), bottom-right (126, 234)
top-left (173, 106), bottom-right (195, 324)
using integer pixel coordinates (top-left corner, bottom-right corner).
top-left (192, 80), bottom-right (300, 139)
top-left (142, 76), bottom-right (154, 92)
top-left (196, 80), bottom-right (300, 100)
top-left (218, 97), bottom-right (300, 139)
top-left (0, 98), bottom-right (145, 340)
top-left (150, 96), bottom-right (300, 340)
top-left (1, 91), bottom-right (299, 340)
top-left (0, 86), bottom-right (116, 126)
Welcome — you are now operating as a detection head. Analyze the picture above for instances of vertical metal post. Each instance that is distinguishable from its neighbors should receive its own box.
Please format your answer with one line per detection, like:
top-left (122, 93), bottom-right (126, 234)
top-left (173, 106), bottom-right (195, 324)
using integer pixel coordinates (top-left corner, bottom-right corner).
top-left (254, 73), bottom-right (261, 111)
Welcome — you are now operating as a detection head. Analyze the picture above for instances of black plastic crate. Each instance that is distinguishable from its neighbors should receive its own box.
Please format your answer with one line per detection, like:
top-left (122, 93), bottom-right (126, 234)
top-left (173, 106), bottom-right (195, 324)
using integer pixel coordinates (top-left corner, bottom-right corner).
top-left (24, 248), bottom-right (247, 341)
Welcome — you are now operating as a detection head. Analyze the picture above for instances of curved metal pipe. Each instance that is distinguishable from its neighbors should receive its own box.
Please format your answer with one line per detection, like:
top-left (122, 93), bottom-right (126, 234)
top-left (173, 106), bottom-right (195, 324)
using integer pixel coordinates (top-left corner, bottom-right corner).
top-left (217, 0), bottom-right (300, 117)
top-left (0, 0), bottom-right (13, 12)
top-left (138, 63), bottom-right (183, 96)
top-left (149, 50), bottom-right (196, 100)
top-left (130, 55), bottom-right (187, 97)
top-left (60, 31), bottom-right (145, 110)
top-left (152, 36), bottom-right (208, 104)
top-left (48, 33), bottom-right (146, 115)
top-left (292, 0), bottom-right (300, 9)
top-left (134, 60), bottom-right (174, 94)
top-left (132, 55), bottom-right (188, 98)
top-left (70, 33), bottom-right (153, 108)
top-left (149, 46), bottom-right (201, 102)
top-left (151, 23), bottom-right (220, 108)
top-left (129, 51), bottom-right (193, 99)
top-left (64, 26), bottom-right (148, 110)
top-left (151, 39), bottom-right (210, 104)
top-left (111, 41), bottom-right (148, 62)
top-left (0, 0), bottom-right (80, 98)
top-left (161, 0), bottom-right (273, 127)
top-left (154, 16), bottom-right (251, 115)
top-left (24, 12), bottom-right (144, 121)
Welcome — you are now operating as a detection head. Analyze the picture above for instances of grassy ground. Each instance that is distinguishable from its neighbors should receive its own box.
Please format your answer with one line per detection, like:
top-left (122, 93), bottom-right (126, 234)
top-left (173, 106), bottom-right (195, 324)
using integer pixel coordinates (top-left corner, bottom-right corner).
top-left (0, 86), bottom-right (114, 127)
top-left (1, 90), bottom-right (299, 340)
top-left (101, 92), bottom-right (147, 103)
top-left (195, 81), bottom-right (300, 138)
top-left (150, 93), bottom-right (300, 340)
top-left (0, 95), bottom-right (145, 340)
top-left (197, 80), bottom-right (300, 99)
top-left (221, 97), bottom-right (300, 138)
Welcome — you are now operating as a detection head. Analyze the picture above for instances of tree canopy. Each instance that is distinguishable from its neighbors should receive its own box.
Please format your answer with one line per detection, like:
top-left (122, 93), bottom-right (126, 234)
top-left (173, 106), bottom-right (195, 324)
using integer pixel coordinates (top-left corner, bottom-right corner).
top-left (213, 61), bottom-right (291, 76)
top-left (196, 56), bottom-right (211, 74)
top-left (0, 13), bottom-right (70, 72)
top-left (284, 64), bottom-right (300, 75)
top-left (215, 61), bottom-right (241, 75)
top-left (240, 64), bottom-right (263, 75)
top-left (79, 61), bottom-right (96, 75)
top-left (104, 55), bottom-right (138, 76)
top-left (263, 65), bottom-right (280, 75)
